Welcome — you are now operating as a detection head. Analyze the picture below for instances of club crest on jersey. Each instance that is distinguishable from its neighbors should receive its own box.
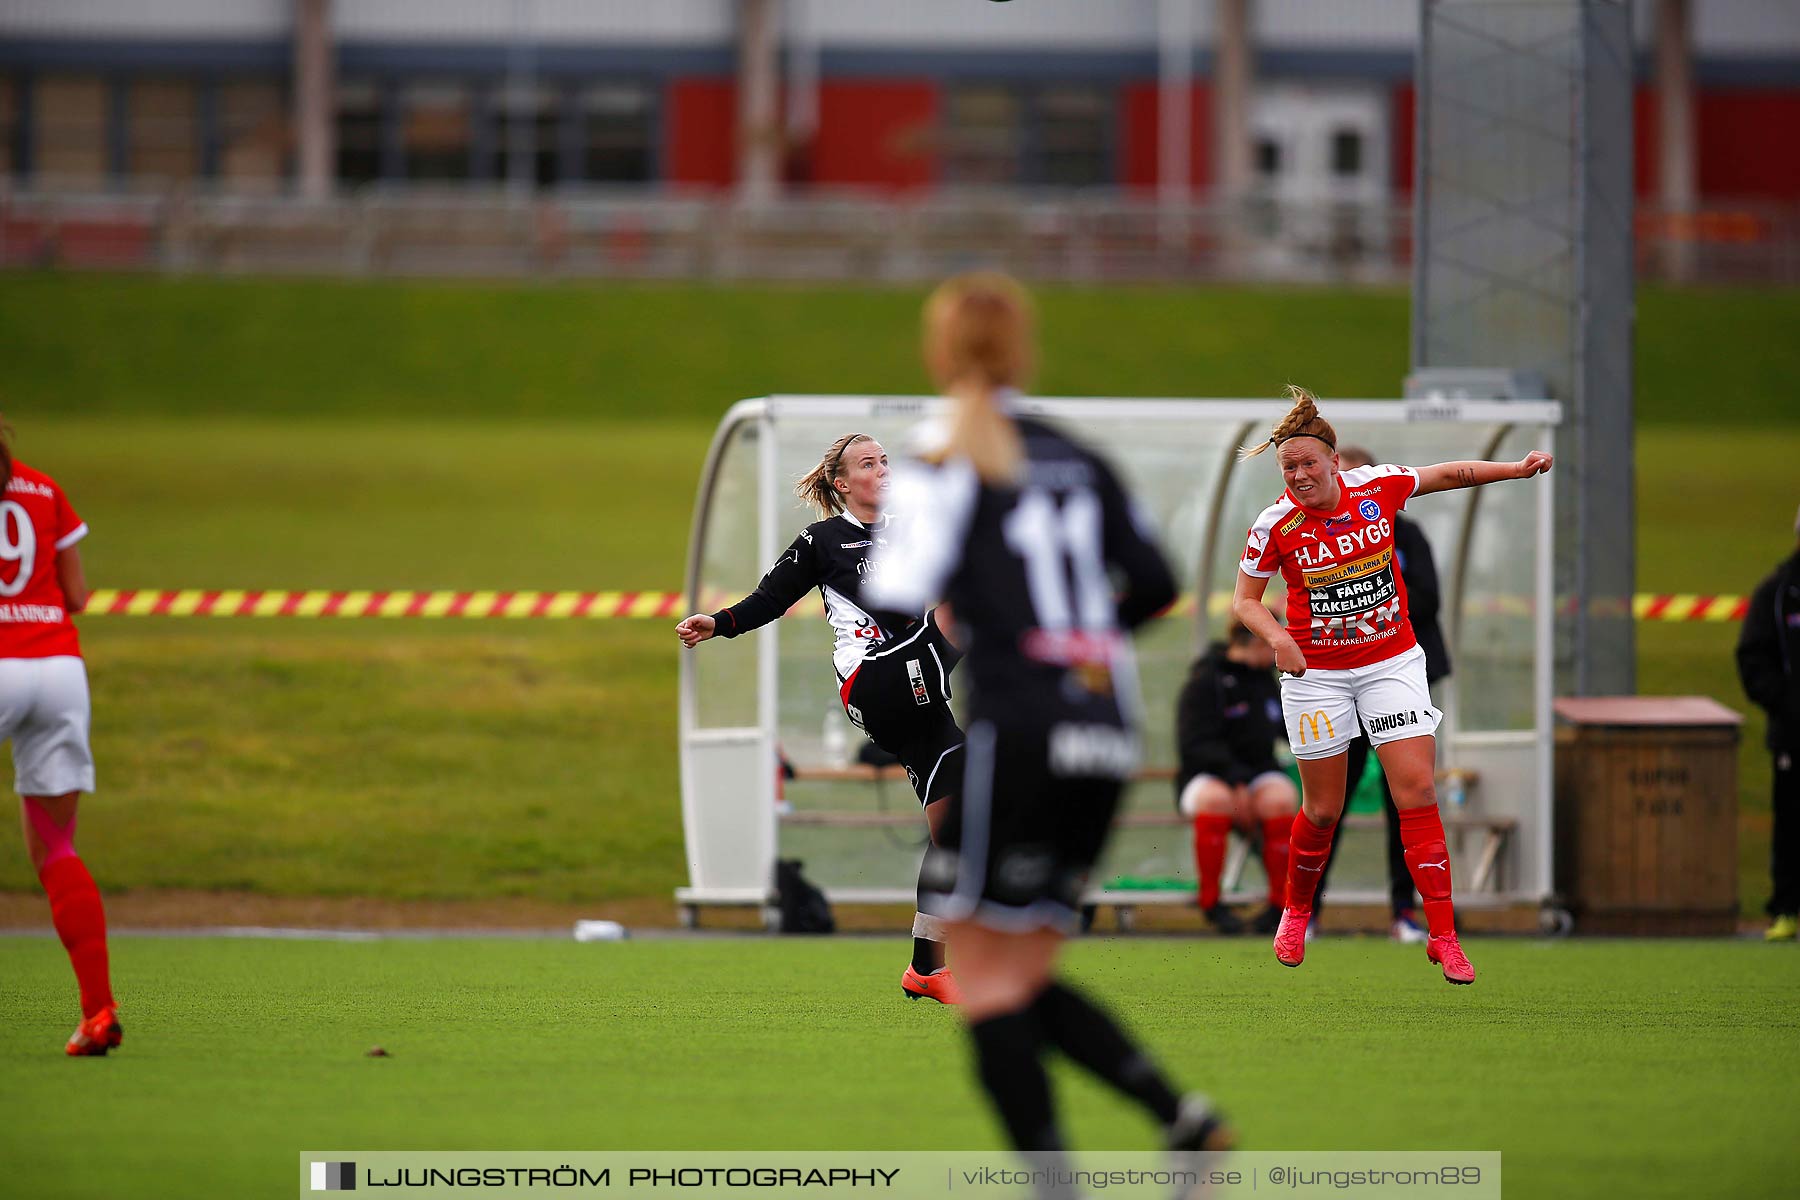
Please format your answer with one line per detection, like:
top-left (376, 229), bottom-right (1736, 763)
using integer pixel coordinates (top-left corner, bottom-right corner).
top-left (1358, 499), bottom-right (1381, 521)
top-left (1278, 510), bottom-right (1307, 536)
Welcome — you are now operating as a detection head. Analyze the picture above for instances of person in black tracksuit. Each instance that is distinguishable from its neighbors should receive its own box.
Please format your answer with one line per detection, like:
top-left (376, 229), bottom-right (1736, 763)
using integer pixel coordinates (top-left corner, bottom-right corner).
top-left (1313, 446), bottom-right (1452, 940)
top-left (1174, 622), bottom-right (1298, 935)
top-left (676, 432), bottom-right (967, 1001)
top-left (868, 272), bottom-right (1229, 1178)
top-left (1735, 514), bottom-right (1800, 940)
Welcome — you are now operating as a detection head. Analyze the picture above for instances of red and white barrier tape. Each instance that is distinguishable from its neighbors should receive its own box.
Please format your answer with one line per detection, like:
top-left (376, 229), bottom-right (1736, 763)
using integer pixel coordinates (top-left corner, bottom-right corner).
top-left (80, 589), bottom-right (1749, 622)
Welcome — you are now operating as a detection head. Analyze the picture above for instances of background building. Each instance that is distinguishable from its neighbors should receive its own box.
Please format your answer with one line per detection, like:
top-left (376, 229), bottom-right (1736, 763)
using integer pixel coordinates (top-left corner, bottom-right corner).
top-left (2, 0), bottom-right (1796, 204)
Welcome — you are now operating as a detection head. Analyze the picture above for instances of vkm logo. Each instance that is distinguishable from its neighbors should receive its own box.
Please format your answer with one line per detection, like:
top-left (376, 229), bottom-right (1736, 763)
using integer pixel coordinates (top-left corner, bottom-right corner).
top-left (311, 1162), bottom-right (356, 1191)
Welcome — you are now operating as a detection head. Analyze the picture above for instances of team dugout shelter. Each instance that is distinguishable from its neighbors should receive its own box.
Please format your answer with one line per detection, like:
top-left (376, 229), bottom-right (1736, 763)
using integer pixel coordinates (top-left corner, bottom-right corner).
top-left (677, 396), bottom-right (1560, 927)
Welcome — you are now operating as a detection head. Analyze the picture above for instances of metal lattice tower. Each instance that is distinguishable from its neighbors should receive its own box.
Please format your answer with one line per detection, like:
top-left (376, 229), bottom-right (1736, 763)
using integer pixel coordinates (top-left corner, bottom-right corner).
top-left (1412, 0), bottom-right (1635, 696)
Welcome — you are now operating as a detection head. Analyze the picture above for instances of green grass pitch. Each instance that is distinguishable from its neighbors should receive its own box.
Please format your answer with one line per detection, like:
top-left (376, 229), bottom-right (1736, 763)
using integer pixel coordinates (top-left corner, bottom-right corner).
top-left (2, 935), bottom-right (1795, 1200)
top-left (0, 275), bottom-right (1797, 1200)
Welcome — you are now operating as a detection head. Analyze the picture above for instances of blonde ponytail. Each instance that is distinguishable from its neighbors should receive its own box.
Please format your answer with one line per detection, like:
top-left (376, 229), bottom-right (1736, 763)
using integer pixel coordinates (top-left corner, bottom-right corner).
top-left (922, 272), bottom-right (1032, 484)
top-left (945, 385), bottom-right (1023, 485)
top-left (794, 432), bottom-right (873, 518)
top-left (1240, 385), bottom-right (1338, 460)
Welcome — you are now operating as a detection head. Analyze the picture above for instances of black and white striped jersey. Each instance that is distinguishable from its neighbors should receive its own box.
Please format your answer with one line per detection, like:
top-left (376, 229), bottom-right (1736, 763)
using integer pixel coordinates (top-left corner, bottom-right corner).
top-left (866, 414), bottom-right (1177, 704)
top-left (708, 511), bottom-right (927, 682)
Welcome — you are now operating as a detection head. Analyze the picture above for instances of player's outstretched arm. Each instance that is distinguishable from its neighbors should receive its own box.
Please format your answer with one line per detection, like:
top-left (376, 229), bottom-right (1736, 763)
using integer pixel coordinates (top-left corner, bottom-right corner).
top-left (1232, 570), bottom-right (1306, 677)
top-left (1414, 451), bottom-right (1553, 497)
top-left (676, 613), bottom-right (715, 648)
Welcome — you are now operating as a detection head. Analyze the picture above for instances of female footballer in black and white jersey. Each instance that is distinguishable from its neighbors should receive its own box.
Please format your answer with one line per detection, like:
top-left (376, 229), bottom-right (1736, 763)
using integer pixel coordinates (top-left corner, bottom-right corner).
top-left (868, 272), bottom-right (1230, 1168)
top-left (676, 433), bottom-right (966, 1004)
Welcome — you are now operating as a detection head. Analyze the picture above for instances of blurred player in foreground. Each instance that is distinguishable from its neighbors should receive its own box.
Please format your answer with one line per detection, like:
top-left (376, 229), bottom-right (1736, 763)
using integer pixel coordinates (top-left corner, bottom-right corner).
top-left (1233, 389), bottom-right (1551, 985)
top-left (1173, 620), bottom-right (1296, 935)
top-left (0, 419), bottom-right (118, 1054)
top-left (677, 433), bottom-right (967, 1003)
top-left (870, 273), bottom-right (1230, 1176)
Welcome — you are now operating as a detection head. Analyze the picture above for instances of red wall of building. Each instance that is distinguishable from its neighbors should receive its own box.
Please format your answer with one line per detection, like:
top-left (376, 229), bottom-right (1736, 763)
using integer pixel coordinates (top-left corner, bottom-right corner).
top-left (669, 73), bottom-right (1800, 203)
top-left (1391, 83), bottom-right (1415, 194)
top-left (1634, 86), bottom-right (1660, 198)
top-left (1119, 82), bottom-right (1212, 192)
top-left (1698, 90), bottom-right (1800, 201)
top-left (1632, 85), bottom-right (1800, 203)
top-left (810, 80), bottom-right (938, 190)
top-left (667, 78), bottom-right (736, 187)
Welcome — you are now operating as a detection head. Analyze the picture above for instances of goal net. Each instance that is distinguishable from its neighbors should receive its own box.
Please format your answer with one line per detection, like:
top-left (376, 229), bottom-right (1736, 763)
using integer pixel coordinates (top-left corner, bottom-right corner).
top-left (678, 396), bottom-right (1559, 923)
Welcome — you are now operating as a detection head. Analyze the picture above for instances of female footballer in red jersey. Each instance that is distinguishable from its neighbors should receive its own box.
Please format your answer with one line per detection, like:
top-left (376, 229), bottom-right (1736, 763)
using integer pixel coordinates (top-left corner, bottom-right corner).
top-left (0, 422), bottom-right (118, 1052)
top-left (1233, 389), bottom-right (1551, 984)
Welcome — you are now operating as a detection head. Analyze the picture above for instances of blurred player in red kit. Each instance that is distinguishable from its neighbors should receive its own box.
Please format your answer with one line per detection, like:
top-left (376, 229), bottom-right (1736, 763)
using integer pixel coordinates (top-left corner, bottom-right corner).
top-left (0, 420), bottom-right (118, 1054)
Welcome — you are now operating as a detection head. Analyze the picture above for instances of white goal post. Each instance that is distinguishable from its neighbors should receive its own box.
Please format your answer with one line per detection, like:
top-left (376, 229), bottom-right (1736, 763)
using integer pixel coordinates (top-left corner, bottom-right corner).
top-left (677, 396), bottom-right (1560, 925)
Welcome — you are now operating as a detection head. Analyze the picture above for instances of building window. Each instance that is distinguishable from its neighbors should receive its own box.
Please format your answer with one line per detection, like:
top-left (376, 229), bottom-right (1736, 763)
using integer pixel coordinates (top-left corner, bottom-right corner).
top-left (126, 77), bottom-right (200, 181)
top-left (401, 80), bottom-right (470, 181)
top-left (1255, 137), bottom-right (1282, 179)
top-left (943, 85), bottom-right (1021, 186)
top-left (581, 84), bottom-right (652, 183)
top-left (217, 79), bottom-right (286, 186)
top-left (336, 78), bottom-right (382, 184)
top-left (1031, 86), bottom-right (1110, 186)
top-left (0, 76), bottom-right (16, 174)
top-left (1330, 128), bottom-right (1363, 178)
top-left (496, 82), bottom-right (559, 186)
top-left (35, 75), bottom-right (109, 183)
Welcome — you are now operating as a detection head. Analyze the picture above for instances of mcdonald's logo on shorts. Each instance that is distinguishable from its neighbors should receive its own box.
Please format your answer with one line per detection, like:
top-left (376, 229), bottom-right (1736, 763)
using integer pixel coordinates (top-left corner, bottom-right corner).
top-left (1296, 710), bottom-right (1336, 745)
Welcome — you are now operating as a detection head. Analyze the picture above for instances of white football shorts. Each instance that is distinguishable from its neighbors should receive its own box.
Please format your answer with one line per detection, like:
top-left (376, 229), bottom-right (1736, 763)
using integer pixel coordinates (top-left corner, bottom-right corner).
top-left (0, 656), bottom-right (96, 795)
top-left (1278, 644), bottom-right (1441, 761)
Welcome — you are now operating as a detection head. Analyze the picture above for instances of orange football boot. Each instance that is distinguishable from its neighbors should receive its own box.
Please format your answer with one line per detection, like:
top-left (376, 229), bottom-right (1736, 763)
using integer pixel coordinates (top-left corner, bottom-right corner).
top-left (1426, 934), bottom-right (1476, 985)
top-left (901, 965), bottom-right (964, 1005)
top-left (1273, 908), bottom-right (1310, 967)
top-left (66, 1005), bottom-right (123, 1057)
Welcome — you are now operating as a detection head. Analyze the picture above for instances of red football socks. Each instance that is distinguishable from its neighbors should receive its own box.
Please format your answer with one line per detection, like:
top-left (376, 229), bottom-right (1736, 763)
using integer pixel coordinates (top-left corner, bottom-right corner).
top-left (1259, 816), bottom-right (1292, 907)
top-left (1284, 811), bottom-right (1335, 912)
top-left (1398, 804), bottom-right (1456, 938)
top-left (39, 855), bottom-right (114, 1019)
top-left (1191, 814), bottom-right (1231, 910)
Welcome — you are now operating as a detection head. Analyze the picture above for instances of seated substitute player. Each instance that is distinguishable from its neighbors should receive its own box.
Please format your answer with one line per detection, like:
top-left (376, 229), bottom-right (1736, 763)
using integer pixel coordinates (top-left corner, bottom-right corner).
top-left (870, 271), bottom-right (1231, 1172)
top-left (1174, 619), bottom-right (1297, 935)
top-left (676, 433), bottom-right (966, 1004)
top-left (0, 420), bottom-right (120, 1055)
top-left (1233, 387), bottom-right (1551, 985)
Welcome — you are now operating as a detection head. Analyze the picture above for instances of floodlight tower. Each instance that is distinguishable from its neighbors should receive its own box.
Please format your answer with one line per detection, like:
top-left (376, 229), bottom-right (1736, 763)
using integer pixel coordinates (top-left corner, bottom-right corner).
top-left (1410, 0), bottom-right (1636, 696)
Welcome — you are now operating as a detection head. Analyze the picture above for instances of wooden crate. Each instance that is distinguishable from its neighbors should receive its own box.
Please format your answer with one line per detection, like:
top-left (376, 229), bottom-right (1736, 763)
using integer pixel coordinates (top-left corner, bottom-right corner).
top-left (1554, 697), bottom-right (1742, 935)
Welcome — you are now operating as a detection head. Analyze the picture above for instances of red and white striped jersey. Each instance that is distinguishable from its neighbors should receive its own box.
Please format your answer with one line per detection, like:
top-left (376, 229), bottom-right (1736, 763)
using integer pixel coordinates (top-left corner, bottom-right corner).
top-left (1240, 463), bottom-right (1419, 671)
top-left (0, 461), bottom-right (87, 659)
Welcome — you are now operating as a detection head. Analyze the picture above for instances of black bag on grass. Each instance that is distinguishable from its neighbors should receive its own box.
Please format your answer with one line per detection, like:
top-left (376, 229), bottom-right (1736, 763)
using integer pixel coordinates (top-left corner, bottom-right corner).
top-left (775, 859), bottom-right (835, 934)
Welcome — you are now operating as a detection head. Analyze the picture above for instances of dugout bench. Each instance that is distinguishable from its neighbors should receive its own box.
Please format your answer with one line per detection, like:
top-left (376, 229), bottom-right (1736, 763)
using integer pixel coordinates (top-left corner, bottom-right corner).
top-left (727, 763), bottom-right (1516, 932)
